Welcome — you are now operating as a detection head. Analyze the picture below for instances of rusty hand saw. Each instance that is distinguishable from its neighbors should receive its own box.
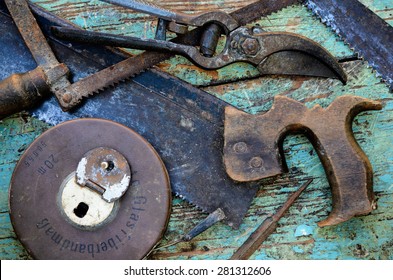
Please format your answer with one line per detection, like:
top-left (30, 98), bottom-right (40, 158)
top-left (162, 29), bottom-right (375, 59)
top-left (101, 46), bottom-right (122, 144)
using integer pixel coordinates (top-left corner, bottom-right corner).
top-left (304, 0), bottom-right (393, 90)
top-left (0, 0), bottom-right (344, 228)
top-left (0, 1), bottom-right (255, 227)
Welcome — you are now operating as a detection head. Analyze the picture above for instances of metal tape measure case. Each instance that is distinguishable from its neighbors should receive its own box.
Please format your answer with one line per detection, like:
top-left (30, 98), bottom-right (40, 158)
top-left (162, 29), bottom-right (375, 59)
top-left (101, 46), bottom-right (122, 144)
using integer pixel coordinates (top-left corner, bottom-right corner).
top-left (9, 118), bottom-right (171, 259)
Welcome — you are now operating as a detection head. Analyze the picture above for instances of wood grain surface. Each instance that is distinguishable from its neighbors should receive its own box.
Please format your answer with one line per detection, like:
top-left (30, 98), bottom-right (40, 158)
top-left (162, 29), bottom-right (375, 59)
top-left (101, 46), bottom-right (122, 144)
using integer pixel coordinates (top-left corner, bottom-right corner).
top-left (0, 0), bottom-right (392, 260)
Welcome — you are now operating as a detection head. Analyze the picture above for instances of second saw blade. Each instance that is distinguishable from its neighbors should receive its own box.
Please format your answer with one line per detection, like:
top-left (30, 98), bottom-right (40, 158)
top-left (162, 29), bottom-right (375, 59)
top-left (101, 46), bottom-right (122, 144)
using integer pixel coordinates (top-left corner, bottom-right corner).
top-left (9, 118), bottom-right (171, 259)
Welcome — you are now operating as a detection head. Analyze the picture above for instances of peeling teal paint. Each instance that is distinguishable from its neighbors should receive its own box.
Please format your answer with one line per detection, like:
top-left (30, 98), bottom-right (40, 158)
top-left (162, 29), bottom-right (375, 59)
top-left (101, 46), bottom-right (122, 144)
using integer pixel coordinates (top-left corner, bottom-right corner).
top-left (295, 225), bottom-right (314, 237)
top-left (311, 241), bottom-right (341, 259)
top-left (293, 246), bottom-right (305, 253)
top-left (253, 251), bottom-right (273, 260)
top-left (0, 238), bottom-right (31, 260)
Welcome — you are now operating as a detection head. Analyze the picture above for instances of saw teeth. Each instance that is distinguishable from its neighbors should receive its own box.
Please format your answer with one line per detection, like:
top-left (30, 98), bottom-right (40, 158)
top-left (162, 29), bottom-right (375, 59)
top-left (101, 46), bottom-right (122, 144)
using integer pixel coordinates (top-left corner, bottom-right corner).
top-left (51, 1), bottom-right (303, 112)
top-left (304, 0), bottom-right (392, 89)
top-left (174, 192), bottom-right (209, 213)
top-left (304, 1), bottom-right (359, 59)
top-left (263, 4), bottom-right (299, 17)
top-left (304, 2), bottom-right (359, 58)
top-left (252, 4), bottom-right (300, 27)
top-left (62, 65), bottom-right (157, 111)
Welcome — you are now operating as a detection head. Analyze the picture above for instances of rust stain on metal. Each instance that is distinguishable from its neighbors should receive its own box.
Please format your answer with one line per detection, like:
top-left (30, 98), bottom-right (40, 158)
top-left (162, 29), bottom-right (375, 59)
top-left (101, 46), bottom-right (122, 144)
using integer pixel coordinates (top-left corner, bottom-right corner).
top-left (0, 67), bottom-right (50, 119)
top-left (223, 95), bottom-right (382, 227)
top-left (76, 147), bottom-right (132, 203)
top-left (43, 0), bottom-right (312, 111)
top-left (0, 0), bottom-right (70, 119)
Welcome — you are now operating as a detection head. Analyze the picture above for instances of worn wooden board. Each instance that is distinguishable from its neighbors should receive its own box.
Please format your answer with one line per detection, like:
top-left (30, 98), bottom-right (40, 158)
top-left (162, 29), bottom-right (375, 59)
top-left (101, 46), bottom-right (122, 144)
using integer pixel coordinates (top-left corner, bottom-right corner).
top-left (0, 0), bottom-right (392, 260)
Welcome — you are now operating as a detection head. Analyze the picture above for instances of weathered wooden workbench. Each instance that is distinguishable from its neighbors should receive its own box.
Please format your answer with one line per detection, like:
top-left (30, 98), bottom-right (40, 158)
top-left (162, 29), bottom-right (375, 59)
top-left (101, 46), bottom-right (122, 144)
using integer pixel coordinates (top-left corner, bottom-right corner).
top-left (0, 0), bottom-right (392, 260)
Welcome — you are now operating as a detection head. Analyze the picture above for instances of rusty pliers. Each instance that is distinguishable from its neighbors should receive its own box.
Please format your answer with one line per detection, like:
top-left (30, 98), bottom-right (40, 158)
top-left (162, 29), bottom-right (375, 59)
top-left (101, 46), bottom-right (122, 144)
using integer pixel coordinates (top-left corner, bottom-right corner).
top-left (52, 0), bottom-right (347, 83)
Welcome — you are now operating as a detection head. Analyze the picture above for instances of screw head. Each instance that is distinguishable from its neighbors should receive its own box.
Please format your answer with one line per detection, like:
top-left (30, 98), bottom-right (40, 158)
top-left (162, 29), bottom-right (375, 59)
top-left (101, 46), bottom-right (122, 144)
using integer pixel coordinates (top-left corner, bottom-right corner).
top-left (249, 156), bottom-right (263, 168)
top-left (62, 93), bottom-right (73, 104)
top-left (233, 142), bottom-right (248, 153)
top-left (241, 38), bottom-right (260, 56)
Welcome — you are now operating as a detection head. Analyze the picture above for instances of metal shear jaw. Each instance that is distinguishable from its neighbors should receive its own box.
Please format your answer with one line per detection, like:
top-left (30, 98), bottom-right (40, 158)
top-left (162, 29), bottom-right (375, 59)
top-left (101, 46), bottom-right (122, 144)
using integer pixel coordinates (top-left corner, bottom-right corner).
top-left (186, 27), bottom-right (347, 83)
top-left (179, 11), bottom-right (239, 33)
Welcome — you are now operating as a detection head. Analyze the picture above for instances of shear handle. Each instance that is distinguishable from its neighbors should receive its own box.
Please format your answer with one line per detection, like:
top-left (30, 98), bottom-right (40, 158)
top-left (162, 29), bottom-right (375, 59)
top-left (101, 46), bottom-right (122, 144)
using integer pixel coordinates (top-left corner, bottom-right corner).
top-left (102, 0), bottom-right (239, 33)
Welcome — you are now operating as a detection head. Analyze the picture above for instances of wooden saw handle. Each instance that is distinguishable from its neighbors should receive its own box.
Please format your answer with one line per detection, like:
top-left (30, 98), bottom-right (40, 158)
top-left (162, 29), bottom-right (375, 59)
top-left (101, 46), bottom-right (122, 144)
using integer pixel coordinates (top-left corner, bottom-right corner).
top-left (223, 95), bottom-right (382, 227)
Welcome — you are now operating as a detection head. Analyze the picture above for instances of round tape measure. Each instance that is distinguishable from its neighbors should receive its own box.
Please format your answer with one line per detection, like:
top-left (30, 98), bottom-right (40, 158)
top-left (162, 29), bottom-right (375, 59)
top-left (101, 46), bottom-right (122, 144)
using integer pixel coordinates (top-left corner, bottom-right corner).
top-left (9, 118), bottom-right (171, 259)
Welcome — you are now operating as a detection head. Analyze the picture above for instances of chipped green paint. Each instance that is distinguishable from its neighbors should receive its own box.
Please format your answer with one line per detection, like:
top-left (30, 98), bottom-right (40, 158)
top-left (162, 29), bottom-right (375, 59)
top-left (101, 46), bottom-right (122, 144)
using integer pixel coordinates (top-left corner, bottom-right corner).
top-left (0, 115), bottom-right (50, 259)
top-left (0, 236), bottom-right (31, 260)
top-left (0, 0), bottom-right (392, 260)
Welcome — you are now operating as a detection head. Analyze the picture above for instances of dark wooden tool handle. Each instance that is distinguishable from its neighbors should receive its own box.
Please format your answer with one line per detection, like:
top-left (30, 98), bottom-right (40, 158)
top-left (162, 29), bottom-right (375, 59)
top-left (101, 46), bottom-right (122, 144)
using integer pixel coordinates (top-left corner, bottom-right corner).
top-left (313, 120), bottom-right (375, 227)
top-left (0, 67), bottom-right (50, 119)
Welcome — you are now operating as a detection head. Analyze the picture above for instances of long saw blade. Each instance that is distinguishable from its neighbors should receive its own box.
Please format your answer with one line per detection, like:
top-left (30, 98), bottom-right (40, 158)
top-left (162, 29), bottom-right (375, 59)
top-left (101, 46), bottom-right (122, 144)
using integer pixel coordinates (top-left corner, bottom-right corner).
top-left (0, 1), bottom-right (299, 228)
top-left (52, 0), bottom-right (300, 110)
top-left (304, 0), bottom-right (393, 90)
top-left (0, 3), bottom-right (256, 227)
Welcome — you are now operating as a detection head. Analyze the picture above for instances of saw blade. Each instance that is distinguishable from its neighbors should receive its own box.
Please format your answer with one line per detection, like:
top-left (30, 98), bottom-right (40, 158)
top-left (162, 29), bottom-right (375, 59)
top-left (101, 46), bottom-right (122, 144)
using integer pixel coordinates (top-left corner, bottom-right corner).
top-left (44, 0), bottom-right (300, 110)
top-left (0, 5), bottom-right (258, 228)
top-left (304, 0), bottom-right (393, 90)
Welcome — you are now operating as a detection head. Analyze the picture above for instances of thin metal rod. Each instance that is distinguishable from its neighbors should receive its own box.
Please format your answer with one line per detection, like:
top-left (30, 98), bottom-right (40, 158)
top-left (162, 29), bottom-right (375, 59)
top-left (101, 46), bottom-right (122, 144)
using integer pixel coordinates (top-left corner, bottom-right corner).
top-left (230, 178), bottom-right (313, 260)
top-left (153, 208), bottom-right (226, 251)
top-left (51, 26), bottom-right (192, 55)
top-left (102, 0), bottom-right (190, 24)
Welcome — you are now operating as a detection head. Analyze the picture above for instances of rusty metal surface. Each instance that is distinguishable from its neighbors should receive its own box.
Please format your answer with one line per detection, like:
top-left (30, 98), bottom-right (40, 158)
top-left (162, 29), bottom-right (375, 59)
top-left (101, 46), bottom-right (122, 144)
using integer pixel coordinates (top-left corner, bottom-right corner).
top-left (199, 23), bottom-right (222, 57)
top-left (223, 95), bottom-right (382, 227)
top-left (0, 0), bottom-right (70, 119)
top-left (305, 0), bottom-right (393, 90)
top-left (257, 50), bottom-right (342, 79)
top-left (40, 0), bottom-right (299, 111)
top-left (9, 118), bottom-right (171, 259)
top-left (0, 4), bottom-right (258, 228)
top-left (5, 0), bottom-right (58, 68)
top-left (52, 26), bottom-right (346, 84)
top-left (185, 28), bottom-right (346, 83)
top-left (76, 147), bottom-right (131, 203)
top-left (5, 0), bottom-right (70, 90)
